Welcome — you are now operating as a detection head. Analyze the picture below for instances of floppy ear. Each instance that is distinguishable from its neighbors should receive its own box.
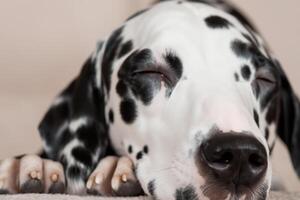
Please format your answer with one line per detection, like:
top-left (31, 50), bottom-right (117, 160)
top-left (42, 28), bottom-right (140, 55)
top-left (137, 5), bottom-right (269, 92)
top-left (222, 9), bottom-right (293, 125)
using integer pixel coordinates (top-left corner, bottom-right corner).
top-left (38, 44), bottom-right (109, 159)
top-left (272, 60), bottom-right (300, 177)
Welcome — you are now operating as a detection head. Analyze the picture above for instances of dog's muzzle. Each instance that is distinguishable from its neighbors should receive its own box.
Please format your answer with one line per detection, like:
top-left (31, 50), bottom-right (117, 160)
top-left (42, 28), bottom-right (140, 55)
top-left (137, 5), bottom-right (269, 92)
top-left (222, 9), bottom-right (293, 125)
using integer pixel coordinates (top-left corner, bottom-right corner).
top-left (199, 133), bottom-right (267, 189)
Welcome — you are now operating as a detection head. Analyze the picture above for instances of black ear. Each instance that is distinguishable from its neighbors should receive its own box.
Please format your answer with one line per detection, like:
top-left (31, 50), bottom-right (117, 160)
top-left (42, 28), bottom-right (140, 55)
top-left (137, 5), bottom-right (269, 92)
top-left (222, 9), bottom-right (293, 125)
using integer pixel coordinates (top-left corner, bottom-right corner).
top-left (38, 56), bottom-right (108, 159)
top-left (272, 60), bottom-right (300, 176)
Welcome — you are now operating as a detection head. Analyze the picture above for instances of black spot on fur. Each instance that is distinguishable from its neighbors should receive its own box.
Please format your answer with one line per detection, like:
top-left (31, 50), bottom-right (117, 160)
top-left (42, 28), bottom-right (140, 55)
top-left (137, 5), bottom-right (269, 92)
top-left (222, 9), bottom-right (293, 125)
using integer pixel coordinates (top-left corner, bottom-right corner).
top-left (254, 109), bottom-right (260, 127)
top-left (164, 51), bottom-right (183, 81)
top-left (136, 151), bottom-right (143, 160)
top-left (128, 145), bottom-right (133, 154)
top-left (116, 80), bottom-right (128, 98)
top-left (205, 15), bottom-right (231, 29)
top-left (102, 26), bottom-right (124, 94)
top-left (39, 100), bottom-right (70, 148)
top-left (241, 65), bottom-right (251, 81)
top-left (231, 40), bottom-right (249, 58)
top-left (58, 128), bottom-right (73, 147)
top-left (60, 154), bottom-right (68, 168)
top-left (72, 147), bottom-right (93, 166)
top-left (127, 9), bottom-right (149, 21)
top-left (266, 97), bottom-right (279, 124)
top-left (76, 124), bottom-right (100, 152)
top-left (67, 165), bottom-right (84, 179)
top-left (109, 109), bottom-right (114, 123)
top-left (147, 180), bottom-right (156, 196)
top-left (234, 73), bottom-right (239, 81)
top-left (143, 145), bottom-right (149, 154)
top-left (120, 98), bottom-right (137, 124)
top-left (265, 127), bottom-right (270, 140)
top-left (231, 39), bottom-right (269, 70)
top-left (175, 185), bottom-right (198, 200)
top-left (118, 40), bottom-right (133, 58)
top-left (119, 49), bottom-right (160, 105)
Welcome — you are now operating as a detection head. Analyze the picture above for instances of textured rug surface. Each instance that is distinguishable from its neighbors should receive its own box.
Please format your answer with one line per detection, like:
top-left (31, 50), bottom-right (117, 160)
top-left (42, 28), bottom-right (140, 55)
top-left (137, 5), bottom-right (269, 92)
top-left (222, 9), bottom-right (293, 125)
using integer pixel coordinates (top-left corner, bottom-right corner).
top-left (0, 192), bottom-right (300, 200)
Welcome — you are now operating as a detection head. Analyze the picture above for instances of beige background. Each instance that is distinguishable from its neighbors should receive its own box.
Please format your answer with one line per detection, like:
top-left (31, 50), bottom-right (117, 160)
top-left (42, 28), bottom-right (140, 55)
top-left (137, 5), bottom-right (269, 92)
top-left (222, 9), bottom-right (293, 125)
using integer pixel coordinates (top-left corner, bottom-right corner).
top-left (0, 0), bottom-right (299, 191)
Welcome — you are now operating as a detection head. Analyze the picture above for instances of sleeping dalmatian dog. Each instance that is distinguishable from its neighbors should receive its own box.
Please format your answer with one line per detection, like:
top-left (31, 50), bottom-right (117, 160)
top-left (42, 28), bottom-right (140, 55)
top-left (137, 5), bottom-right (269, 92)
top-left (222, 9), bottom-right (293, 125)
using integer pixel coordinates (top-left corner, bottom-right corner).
top-left (1, 0), bottom-right (300, 199)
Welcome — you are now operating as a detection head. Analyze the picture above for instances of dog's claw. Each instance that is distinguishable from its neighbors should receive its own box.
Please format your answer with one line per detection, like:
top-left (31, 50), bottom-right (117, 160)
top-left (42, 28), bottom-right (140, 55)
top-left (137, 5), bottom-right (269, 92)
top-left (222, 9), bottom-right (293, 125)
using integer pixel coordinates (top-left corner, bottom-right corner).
top-left (29, 171), bottom-right (39, 179)
top-left (95, 174), bottom-right (104, 185)
top-left (121, 174), bottom-right (127, 183)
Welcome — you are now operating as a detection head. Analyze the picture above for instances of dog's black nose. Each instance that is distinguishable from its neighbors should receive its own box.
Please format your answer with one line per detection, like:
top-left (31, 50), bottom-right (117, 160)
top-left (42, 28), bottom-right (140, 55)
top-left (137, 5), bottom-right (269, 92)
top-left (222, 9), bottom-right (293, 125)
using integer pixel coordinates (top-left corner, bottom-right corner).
top-left (199, 134), bottom-right (267, 186)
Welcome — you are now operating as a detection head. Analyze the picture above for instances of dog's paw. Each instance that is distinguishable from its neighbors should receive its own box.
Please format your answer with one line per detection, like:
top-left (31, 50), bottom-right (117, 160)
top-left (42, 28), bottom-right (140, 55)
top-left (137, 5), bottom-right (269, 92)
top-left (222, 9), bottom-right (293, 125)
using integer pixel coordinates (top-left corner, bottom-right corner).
top-left (86, 156), bottom-right (143, 196)
top-left (0, 155), bottom-right (65, 194)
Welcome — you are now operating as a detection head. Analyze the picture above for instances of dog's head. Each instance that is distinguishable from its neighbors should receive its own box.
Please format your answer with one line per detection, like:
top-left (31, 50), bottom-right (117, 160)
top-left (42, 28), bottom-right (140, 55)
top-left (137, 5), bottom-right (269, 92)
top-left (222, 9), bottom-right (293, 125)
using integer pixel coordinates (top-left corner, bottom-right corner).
top-left (96, 1), bottom-right (300, 199)
top-left (38, 0), bottom-right (300, 199)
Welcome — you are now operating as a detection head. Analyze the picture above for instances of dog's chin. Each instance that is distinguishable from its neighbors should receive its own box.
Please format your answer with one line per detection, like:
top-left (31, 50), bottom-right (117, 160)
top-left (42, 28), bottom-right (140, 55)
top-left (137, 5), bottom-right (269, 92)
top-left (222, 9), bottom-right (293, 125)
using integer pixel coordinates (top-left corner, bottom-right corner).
top-left (201, 183), bottom-right (269, 200)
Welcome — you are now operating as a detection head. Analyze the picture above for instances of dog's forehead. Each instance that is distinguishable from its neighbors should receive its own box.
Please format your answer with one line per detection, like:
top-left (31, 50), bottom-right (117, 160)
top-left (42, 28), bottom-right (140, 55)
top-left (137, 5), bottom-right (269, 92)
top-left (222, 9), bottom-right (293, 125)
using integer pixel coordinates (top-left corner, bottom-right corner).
top-left (117, 1), bottom-right (267, 82)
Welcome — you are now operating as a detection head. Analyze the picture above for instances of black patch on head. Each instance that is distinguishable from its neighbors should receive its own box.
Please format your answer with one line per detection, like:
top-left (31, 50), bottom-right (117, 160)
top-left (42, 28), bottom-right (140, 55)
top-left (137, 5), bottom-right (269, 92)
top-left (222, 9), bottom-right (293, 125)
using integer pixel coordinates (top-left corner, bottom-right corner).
top-left (120, 98), bottom-right (137, 124)
top-left (118, 40), bottom-right (133, 59)
top-left (164, 51), bottom-right (183, 81)
top-left (119, 49), bottom-right (162, 105)
top-left (147, 180), bottom-right (156, 196)
top-left (143, 145), bottom-right (149, 154)
top-left (116, 80), bottom-right (129, 98)
top-left (102, 26), bottom-right (124, 94)
top-left (109, 109), bottom-right (114, 123)
top-left (254, 109), bottom-right (260, 127)
top-left (175, 185), bottom-right (198, 200)
top-left (71, 147), bottom-right (93, 166)
top-left (136, 151), bottom-right (143, 160)
top-left (265, 127), bottom-right (269, 140)
top-left (231, 39), bottom-right (268, 70)
top-left (205, 15), bottom-right (231, 29)
top-left (127, 9), bottom-right (149, 21)
top-left (76, 124), bottom-right (100, 152)
top-left (231, 40), bottom-right (250, 58)
top-left (128, 145), bottom-right (133, 154)
top-left (234, 72), bottom-right (239, 82)
top-left (241, 65), bottom-right (251, 81)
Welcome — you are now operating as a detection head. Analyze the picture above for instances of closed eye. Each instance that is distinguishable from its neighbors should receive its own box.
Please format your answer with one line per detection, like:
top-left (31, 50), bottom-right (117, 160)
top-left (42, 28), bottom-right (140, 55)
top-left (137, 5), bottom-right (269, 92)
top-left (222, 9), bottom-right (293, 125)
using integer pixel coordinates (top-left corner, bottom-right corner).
top-left (132, 69), bottom-right (173, 86)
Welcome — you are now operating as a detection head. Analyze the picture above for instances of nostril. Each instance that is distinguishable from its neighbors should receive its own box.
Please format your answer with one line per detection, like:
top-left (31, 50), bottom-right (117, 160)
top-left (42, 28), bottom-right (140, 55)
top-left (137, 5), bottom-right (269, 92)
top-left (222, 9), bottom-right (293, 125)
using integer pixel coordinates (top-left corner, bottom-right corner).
top-left (249, 153), bottom-right (266, 168)
top-left (212, 151), bottom-right (233, 165)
